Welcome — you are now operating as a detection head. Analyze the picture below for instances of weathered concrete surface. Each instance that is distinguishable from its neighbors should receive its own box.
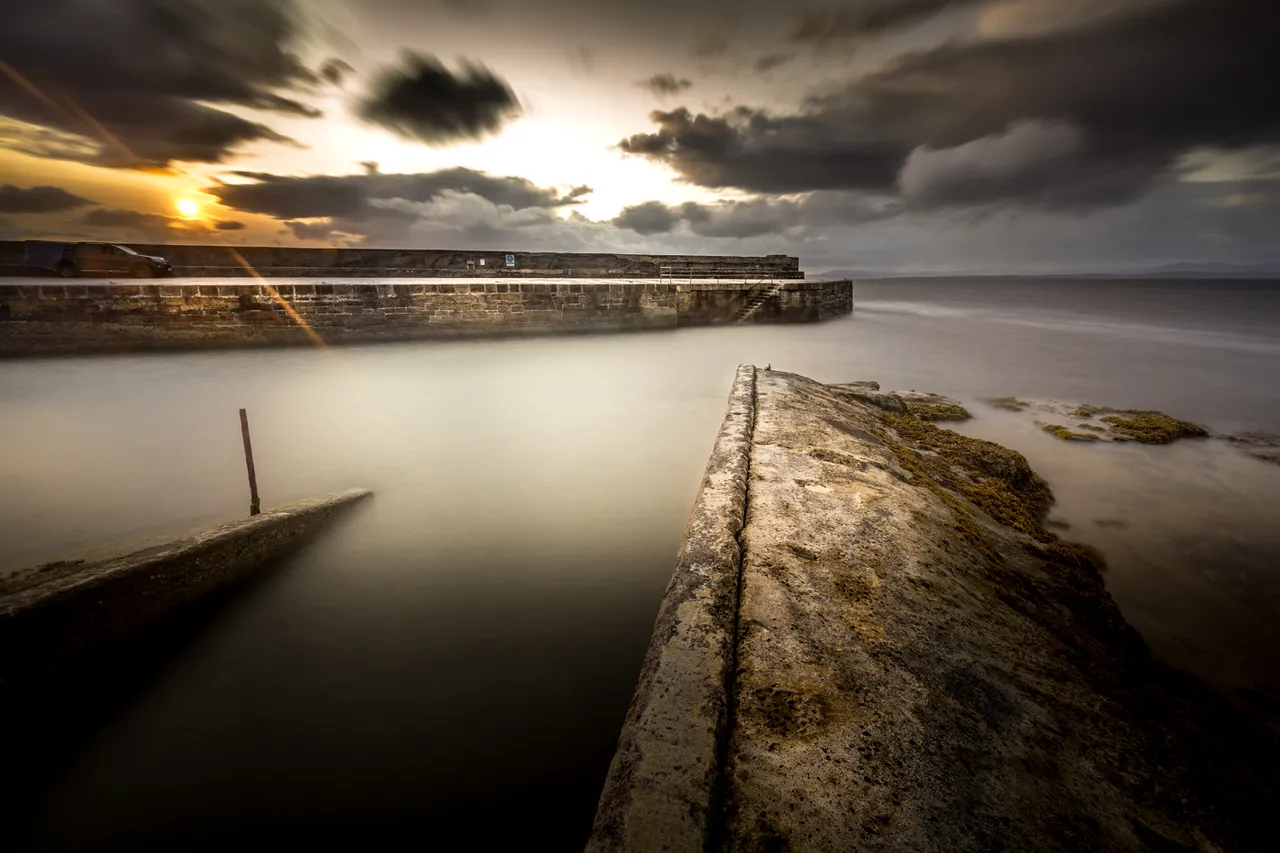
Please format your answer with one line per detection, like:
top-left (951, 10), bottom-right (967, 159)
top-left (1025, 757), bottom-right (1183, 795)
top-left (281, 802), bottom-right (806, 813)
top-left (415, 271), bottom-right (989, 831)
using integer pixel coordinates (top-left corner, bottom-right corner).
top-left (0, 489), bottom-right (370, 678)
top-left (0, 279), bottom-right (853, 356)
top-left (586, 366), bottom-right (756, 853)
top-left (591, 368), bottom-right (1280, 852)
top-left (724, 371), bottom-right (1279, 851)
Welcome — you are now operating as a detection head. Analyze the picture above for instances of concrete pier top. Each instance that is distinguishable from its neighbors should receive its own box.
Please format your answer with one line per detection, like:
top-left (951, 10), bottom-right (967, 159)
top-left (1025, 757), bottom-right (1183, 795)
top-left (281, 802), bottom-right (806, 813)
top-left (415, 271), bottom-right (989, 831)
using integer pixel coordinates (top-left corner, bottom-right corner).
top-left (588, 369), bottom-right (1280, 851)
top-left (0, 489), bottom-right (371, 676)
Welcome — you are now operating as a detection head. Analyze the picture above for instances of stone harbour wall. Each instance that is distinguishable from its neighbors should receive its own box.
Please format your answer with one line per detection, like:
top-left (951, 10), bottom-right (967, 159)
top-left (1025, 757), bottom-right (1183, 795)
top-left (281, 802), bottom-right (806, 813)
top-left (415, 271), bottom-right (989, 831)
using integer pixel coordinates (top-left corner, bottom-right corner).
top-left (0, 279), bottom-right (853, 356)
top-left (0, 241), bottom-right (804, 279)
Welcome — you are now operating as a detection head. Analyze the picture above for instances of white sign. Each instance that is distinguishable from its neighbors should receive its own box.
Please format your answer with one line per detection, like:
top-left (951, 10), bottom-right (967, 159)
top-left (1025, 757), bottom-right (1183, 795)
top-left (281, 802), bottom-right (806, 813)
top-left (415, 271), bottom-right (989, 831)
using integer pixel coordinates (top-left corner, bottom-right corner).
top-left (505, 254), bottom-right (515, 268)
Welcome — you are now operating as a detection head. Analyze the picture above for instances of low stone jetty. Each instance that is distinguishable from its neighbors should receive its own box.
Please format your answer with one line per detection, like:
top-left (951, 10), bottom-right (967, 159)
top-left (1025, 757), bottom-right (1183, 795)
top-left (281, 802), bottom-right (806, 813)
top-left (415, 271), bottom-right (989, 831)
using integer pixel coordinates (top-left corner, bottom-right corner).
top-left (0, 489), bottom-right (370, 678)
top-left (588, 367), bottom-right (1279, 852)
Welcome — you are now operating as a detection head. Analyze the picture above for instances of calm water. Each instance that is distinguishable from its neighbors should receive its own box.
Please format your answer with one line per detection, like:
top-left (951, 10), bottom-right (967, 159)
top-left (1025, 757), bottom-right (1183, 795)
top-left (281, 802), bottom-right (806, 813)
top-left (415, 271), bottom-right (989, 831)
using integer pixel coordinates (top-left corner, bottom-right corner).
top-left (1, 278), bottom-right (1278, 849)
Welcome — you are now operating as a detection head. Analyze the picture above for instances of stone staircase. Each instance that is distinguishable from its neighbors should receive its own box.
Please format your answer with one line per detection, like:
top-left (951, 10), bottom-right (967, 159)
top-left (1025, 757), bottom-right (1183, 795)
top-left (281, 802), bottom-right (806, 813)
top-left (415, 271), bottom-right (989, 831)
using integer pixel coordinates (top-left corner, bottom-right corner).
top-left (733, 280), bottom-right (788, 323)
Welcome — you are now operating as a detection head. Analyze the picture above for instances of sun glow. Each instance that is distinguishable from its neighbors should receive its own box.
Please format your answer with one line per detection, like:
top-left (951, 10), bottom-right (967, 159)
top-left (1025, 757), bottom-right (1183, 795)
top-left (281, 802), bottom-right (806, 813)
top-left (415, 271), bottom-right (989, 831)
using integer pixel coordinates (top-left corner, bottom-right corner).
top-left (176, 198), bottom-right (200, 218)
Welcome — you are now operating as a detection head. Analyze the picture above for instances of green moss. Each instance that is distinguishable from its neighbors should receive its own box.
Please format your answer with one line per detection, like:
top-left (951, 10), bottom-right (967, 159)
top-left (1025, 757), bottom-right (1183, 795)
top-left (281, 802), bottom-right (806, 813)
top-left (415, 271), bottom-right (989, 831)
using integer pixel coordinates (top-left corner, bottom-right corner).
top-left (1074, 404), bottom-right (1112, 418)
top-left (906, 402), bottom-right (973, 422)
top-left (1100, 412), bottom-right (1208, 444)
top-left (984, 397), bottom-right (1030, 412)
top-left (1078, 423), bottom-right (1106, 432)
top-left (1042, 424), bottom-right (1104, 442)
top-left (880, 413), bottom-right (1054, 556)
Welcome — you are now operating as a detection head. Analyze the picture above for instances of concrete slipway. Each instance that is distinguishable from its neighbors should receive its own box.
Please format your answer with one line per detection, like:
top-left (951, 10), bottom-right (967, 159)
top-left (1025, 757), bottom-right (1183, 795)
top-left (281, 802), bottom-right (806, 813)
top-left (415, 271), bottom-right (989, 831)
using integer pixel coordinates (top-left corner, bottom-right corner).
top-left (588, 366), bottom-right (1280, 852)
top-left (0, 489), bottom-right (371, 678)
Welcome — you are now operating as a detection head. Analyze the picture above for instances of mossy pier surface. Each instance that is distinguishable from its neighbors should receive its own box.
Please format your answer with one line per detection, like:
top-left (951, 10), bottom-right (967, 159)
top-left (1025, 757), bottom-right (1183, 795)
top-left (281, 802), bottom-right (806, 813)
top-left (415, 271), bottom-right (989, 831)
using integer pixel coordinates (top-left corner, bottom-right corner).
top-left (588, 368), bottom-right (1279, 852)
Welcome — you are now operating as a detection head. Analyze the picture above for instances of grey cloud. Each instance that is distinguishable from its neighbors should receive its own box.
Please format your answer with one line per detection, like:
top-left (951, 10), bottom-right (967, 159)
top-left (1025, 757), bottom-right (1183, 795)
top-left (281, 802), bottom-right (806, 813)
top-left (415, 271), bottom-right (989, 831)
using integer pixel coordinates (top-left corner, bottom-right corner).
top-left (0, 185), bottom-right (97, 214)
top-left (896, 119), bottom-right (1159, 210)
top-left (637, 74), bottom-right (693, 97)
top-left (355, 52), bottom-right (521, 145)
top-left (209, 168), bottom-right (592, 222)
top-left (215, 220), bottom-right (247, 231)
top-left (613, 202), bottom-right (681, 235)
top-left (0, 0), bottom-right (323, 168)
top-left (618, 107), bottom-right (903, 193)
top-left (613, 193), bottom-right (899, 238)
top-left (621, 0), bottom-right (1280, 210)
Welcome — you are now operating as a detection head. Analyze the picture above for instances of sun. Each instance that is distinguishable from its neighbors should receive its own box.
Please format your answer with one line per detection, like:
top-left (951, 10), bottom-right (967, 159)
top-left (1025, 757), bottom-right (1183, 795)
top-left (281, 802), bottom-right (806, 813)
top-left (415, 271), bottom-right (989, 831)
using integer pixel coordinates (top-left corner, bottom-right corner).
top-left (176, 198), bottom-right (200, 218)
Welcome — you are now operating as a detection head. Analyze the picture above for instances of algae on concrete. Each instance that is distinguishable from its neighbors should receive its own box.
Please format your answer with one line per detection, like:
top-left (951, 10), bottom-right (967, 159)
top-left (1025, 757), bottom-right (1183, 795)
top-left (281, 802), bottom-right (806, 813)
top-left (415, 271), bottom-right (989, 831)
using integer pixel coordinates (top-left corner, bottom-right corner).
top-left (591, 368), bottom-right (1280, 853)
top-left (721, 371), bottom-right (1278, 853)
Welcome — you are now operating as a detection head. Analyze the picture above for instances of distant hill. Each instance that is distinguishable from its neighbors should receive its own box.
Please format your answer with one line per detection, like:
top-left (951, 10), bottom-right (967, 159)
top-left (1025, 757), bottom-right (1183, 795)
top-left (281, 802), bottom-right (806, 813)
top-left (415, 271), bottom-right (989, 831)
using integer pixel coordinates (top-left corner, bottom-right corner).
top-left (815, 262), bottom-right (1280, 280)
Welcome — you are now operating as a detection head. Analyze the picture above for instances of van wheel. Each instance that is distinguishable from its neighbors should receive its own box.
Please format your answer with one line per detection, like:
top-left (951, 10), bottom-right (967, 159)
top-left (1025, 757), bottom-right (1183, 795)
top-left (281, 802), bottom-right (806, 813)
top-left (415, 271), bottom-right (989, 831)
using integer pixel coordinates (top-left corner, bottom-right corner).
top-left (133, 264), bottom-right (154, 279)
top-left (58, 263), bottom-right (78, 278)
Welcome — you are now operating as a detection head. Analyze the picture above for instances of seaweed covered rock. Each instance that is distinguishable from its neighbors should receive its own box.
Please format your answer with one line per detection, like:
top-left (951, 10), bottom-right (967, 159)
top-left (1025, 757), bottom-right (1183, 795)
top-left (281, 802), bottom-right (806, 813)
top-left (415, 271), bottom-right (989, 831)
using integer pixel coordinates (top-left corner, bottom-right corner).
top-left (898, 391), bottom-right (973, 422)
top-left (1100, 411), bottom-right (1209, 444)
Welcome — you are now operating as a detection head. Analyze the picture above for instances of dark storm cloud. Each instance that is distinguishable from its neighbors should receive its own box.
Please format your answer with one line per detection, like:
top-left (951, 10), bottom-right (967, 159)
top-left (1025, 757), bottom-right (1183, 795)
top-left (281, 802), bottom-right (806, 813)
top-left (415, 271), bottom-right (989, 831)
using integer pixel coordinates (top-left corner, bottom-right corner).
top-left (792, 0), bottom-right (982, 46)
top-left (215, 220), bottom-right (247, 231)
top-left (638, 74), bottom-right (693, 98)
top-left (612, 202), bottom-right (681, 235)
top-left (621, 0), bottom-right (1280, 210)
top-left (618, 107), bottom-right (903, 194)
top-left (0, 185), bottom-right (96, 214)
top-left (613, 193), bottom-right (898, 238)
top-left (209, 168), bottom-right (592, 221)
top-left (0, 0), bottom-right (325, 168)
top-left (355, 52), bottom-right (521, 145)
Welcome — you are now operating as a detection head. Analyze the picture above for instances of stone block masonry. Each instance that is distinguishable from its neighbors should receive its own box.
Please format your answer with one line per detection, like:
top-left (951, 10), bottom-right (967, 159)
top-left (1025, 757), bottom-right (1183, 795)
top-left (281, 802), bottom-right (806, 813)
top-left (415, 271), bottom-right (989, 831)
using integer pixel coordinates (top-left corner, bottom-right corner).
top-left (0, 279), bottom-right (853, 356)
top-left (0, 242), bottom-right (804, 279)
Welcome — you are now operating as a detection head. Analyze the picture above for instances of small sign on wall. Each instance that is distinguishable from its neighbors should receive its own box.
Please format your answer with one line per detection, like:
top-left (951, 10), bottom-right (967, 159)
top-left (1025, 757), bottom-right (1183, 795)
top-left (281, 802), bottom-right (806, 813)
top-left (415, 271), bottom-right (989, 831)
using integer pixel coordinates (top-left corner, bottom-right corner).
top-left (505, 254), bottom-right (515, 268)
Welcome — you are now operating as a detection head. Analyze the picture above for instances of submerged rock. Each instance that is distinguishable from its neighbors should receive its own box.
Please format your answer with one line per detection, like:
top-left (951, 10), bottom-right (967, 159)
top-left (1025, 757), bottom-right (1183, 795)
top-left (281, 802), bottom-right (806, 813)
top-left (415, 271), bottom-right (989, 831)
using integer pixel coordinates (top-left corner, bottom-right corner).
top-left (1041, 423), bottom-right (1103, 442)
top-left (983, 396), bottom-right (1032, 411)
top-left (897, 390), bottom-right (973, 422)
top-left (1222, 432), bottom-right (1280, 466)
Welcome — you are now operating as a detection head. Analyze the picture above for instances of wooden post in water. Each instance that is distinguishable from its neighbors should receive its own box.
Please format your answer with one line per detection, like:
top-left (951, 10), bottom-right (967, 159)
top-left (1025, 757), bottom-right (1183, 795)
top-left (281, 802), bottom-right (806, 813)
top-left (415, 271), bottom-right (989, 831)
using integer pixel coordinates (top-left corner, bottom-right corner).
top-left (239, 408), bottom-right (261, 516)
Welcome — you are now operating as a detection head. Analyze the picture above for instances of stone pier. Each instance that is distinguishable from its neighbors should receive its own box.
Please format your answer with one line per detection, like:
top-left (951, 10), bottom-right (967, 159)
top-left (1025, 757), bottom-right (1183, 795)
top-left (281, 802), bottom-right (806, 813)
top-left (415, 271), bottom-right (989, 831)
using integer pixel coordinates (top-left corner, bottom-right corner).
top-left (588, 367), bottom-right (1280, 852)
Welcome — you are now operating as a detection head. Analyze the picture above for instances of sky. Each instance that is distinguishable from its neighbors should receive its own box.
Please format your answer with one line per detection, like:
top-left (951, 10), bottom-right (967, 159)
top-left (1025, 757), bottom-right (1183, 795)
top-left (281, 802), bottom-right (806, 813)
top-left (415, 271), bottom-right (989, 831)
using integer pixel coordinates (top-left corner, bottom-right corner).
top-left (0, 0), bottom-right (1276, 273)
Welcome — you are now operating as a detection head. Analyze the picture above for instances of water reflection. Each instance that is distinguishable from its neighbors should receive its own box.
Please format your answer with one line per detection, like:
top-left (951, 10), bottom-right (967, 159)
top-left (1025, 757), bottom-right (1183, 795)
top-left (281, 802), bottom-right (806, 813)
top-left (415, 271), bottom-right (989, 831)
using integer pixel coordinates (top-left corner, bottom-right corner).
top-left (1, 278), bottom-right (1278, 848)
